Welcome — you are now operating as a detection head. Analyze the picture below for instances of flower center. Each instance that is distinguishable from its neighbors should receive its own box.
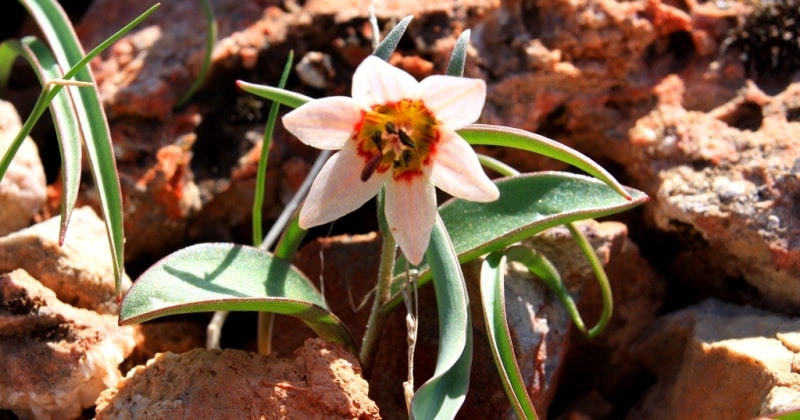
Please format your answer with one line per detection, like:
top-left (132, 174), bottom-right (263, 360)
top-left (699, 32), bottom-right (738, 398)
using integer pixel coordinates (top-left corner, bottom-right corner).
top-left (353, 99), bottom-right (439, 182)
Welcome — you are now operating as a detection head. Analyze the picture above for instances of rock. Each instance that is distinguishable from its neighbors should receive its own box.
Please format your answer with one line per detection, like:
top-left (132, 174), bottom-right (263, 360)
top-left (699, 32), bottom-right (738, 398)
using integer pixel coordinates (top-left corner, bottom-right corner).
top-left (95, 338), bottom-right (380, 419)
top-left (0, 100), bottom-right (47, 236)
top-left (289, 220), bottom-right (663, 417)
top-left (517, 220), bottom-right (665, 418)
top-left (122, 320), bottom-right (207, 374)
top-left (0, 269), bottom-right (138, 419)
top-left (0, 206), bottom-right (131, 314)
top-left (631, 299), bottom-right (800, 419)
top-left (628, 79), bottom-right (800, 309)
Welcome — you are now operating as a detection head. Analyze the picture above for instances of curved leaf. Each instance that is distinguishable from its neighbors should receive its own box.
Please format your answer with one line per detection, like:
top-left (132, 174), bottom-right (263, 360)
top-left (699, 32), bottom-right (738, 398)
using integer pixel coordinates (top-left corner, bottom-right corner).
top-left (389, 172), bottom-right (648, 301)
top-left (17, 38), bottom-right (82, 249)
top-left (120, 243), bottom-right (356, 351)
top-left (410, 217), bottom-right (472, 419)
top-left (19, 0), bottom-right (159, 294)
top-left (372, 15), bottom-right (413, 61)
top-left (504, 245), bottom-right (586, 332)
top-left (480, 252), bottom-right (538, 419)
top-left (459, 124), bottom-right (631, 200)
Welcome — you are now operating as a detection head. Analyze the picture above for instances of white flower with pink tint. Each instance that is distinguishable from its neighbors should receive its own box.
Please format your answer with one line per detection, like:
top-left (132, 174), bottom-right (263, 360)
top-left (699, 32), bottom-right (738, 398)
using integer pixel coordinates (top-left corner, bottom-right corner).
top-left (283, 56), bottom-right (498, 264)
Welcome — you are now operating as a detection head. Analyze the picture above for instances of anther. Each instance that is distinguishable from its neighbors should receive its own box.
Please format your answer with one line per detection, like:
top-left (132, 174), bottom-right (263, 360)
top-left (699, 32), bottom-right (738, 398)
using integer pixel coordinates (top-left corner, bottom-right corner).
top-left (361, 153), bottom-right (383, 182)
top-left (385, 122), bottom-right (397, 134)
top-left (370, 131), bottom-right (383, 149)
top-left (398, 129), bottom-right (416, 148)
top-left (401, 149), bottom-right (413, 166)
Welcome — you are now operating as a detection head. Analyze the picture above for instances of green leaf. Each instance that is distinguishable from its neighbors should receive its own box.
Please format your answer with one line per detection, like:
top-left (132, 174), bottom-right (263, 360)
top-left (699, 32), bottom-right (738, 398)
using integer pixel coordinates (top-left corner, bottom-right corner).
top-left (17, 38), bottom-right (82, 248)
top-left (504, 245), bottom-right (587, 333)
top-left (446, 29), bottom-right (471, 77)
top-left (410, 217), bottom-right (472, 419)
top-left (0, 42), bottom-right (18, 94)
top-left (236, 80), bottom-right (311, 109)
top-left (18, 0), bottom-right (159, 294)
top-left (175, 0), bottom-right (216, 108)
top-left (253, 51), bottom-right (294, 247)
top-left (390, 172), bottom-right (647, 302)
top-left (120, 243), bottom-right (356, 351)
top-left (480, 252), bottom-right (538, 419)
top-left (372, 15), bottom-right (413, 61)
top-left (459, 124), bottom-right (632, 200)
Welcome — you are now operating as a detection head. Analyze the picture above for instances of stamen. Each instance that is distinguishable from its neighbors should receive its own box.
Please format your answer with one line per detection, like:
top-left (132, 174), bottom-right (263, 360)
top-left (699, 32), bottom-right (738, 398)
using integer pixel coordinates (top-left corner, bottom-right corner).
top-left (398, 129), bottom-right (416, 148)
top-left (401, 149), bottom-right (413, 167)
top-left (385, 122), bottom-right (397, 134)
top-left (361, 153), bottom-right (383, 182)
top-left (370, 131), bottom-right (383, 149)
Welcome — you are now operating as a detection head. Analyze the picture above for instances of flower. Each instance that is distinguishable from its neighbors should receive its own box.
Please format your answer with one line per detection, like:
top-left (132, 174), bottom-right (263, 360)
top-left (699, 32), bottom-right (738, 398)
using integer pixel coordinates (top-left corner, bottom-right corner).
top-left (283, 56), bottom-right (499, 264)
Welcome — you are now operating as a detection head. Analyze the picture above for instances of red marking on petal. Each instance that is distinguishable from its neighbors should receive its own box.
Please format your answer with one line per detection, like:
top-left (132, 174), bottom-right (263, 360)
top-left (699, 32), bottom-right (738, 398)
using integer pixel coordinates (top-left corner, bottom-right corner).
top-left (392, 169), bottom-right (424, 183)
top-left (350, 110), bottom-right (368, 140)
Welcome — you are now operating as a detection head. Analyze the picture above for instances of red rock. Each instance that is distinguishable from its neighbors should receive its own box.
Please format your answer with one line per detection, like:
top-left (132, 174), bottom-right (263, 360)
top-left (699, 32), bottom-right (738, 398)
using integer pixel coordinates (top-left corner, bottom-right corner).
top-left (0, 269), bottom-right (137, 419)
top-left (95, 338), bottom-right (380, 419)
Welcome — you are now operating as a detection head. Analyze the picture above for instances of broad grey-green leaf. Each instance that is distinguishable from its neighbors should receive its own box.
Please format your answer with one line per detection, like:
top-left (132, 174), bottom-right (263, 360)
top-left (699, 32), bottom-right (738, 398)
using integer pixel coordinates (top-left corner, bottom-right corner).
top-left (390, 172), bottom-right (647, 301)
top-left (120, 242), bottom-right (356, 351)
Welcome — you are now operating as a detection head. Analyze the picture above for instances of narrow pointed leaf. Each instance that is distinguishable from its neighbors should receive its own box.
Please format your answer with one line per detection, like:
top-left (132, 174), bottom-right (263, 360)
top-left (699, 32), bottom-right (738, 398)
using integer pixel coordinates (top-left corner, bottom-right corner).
top-left (410, 217), bottom-right (472, 419)
top-left (17, 38), bottom-right (82, 246)
top-left (459, 124), bottom-right (632, 200)
top-left (120, 243), bottom-right (356, 351)
top-left (18, 0), bottom-right (159, 294)
top-left (175, 0), bottom-right (216, 108)
top-left (253, 51), bottom-right (294, 247)
top-left (389, 172), bottom-right (648, 303)
top-left (372, 15), bottom-right (413, 61)
top-left (446, 30), bottom-right (471, 77)
top-left (480, 252), bottom-right (538, 419)
top-left (237, 80), bottom-right (311, 109)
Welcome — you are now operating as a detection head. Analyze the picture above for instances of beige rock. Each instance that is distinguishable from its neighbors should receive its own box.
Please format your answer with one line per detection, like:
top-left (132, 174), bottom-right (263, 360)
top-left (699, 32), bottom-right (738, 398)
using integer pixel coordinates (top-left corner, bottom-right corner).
top-left (632, 299), bottom-right (800, 419)
top-left (95, 338), bottom-right (380, 419)
top-left (0, 100), bottom-right (47, 236)
top-left (0, 206), bottom-right (130, 314)
top-left (630, 80), bottom-right (800, 309)
top-left (0, 269), bottom-right (138, 419)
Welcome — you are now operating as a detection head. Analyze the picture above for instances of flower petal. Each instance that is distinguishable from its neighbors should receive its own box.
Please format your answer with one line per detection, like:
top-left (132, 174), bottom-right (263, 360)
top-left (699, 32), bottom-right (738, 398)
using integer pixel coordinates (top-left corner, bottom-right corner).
top-left (385, 177), bottom-right (437, 265)
top-left (299, 145), bottom-right (388, 228)
top-left (419, 75), bottom-right (486, 129)
top-left (282, 97), bottom-right (364, 150)
top-left (352, 56), bottom-right (419, 107)
top-left (430, 129), bottom-right (499, 202)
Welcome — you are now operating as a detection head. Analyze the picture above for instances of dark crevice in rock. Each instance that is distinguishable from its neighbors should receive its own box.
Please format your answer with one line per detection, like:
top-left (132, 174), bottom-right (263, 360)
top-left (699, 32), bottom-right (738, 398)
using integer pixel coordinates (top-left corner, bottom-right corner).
top-left (786, 106), bottom-right (800, 122)
top-left (537, 104), bottom-right (569, 140)
top-left (717, 101), bottom-right (764, 132)
top-left (521, 0), bottom-right (544, 40)
top-left (645, 30), bottom-right (696, 75)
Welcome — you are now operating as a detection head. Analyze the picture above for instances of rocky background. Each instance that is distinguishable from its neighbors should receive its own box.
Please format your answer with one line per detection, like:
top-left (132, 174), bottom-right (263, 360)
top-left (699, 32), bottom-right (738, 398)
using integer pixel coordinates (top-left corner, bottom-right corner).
top-left (2, 0), bottom-right (800, 418)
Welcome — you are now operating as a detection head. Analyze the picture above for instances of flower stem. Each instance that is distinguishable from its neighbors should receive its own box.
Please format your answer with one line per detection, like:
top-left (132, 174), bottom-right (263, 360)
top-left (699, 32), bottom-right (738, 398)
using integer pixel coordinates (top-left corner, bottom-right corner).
top-left (359, 189), bottom-right (396, 371)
